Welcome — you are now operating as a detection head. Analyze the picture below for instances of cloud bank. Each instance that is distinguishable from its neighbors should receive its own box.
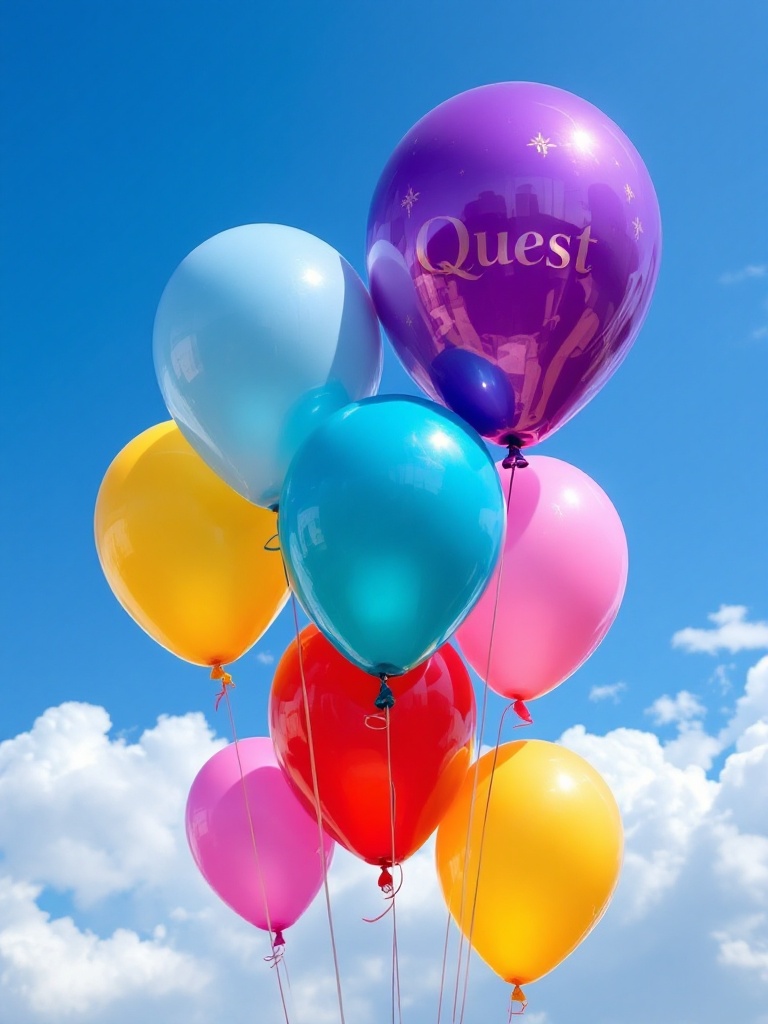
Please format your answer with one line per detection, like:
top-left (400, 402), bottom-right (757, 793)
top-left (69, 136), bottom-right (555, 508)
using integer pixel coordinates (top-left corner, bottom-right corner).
top-left (0, 617), bottom-right (767, 1023)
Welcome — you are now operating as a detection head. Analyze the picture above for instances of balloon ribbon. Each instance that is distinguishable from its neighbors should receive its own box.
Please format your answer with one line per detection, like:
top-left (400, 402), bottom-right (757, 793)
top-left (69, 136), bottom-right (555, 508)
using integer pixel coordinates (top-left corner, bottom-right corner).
top-left (211, 665), bottom-right (235, 710)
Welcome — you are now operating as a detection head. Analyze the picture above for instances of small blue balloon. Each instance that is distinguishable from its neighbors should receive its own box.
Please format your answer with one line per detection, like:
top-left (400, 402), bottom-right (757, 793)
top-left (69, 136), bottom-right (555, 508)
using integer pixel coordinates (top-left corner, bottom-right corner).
top-left (153, 224), bottom-right (383, 509)
top-left (279, 396), bottom-right (505, 676)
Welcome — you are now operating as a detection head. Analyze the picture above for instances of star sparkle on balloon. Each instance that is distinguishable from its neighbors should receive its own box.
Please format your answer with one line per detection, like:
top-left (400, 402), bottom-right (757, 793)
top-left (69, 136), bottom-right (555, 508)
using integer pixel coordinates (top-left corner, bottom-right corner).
top-left (401, 187), bottom-right (420, 216)
top-left (527, 132), bottom-right (556, 156)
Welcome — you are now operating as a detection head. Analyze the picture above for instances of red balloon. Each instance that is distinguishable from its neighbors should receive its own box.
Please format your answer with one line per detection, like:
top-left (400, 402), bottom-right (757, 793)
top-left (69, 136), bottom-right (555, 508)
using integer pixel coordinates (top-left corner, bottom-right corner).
top-left (269, 626), bottom-right (475, 869)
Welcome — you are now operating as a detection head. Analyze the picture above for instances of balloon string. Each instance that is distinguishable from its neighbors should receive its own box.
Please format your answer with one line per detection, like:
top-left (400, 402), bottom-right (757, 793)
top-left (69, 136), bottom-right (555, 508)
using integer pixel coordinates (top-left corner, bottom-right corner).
top-left (385, 707), bottom-right (403, 1024)
top-left (451, 459), bottom-right (521, 1024)
top-left (458, 701), bottom-right (524, 1024)
top-left (216, 679), bottom-right (292, 1024)
top-left (436, 901), bottom-right (454, 1019)
top-left (288, 588), bottom-right (348, 1024)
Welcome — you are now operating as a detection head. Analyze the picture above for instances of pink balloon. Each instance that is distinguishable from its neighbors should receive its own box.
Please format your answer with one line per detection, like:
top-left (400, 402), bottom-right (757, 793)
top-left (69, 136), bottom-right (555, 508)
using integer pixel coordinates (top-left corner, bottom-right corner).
top-left (185, 737), bottom-right (334, 936)
top-left (457, 456), bottom-right (627, 703)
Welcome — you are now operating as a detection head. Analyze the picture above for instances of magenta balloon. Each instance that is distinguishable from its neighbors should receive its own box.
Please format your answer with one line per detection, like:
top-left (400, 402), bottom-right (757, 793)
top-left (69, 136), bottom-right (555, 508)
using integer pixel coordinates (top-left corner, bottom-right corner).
top-left (185, 737), bottom-right (334, 934)
top-left (456, 456), bottom-right (628, 702)
top-left (367, 82), bottom-right (661, 447)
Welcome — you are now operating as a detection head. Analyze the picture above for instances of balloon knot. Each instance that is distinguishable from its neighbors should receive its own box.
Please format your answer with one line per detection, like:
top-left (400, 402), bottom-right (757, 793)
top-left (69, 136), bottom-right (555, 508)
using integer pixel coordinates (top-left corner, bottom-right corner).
top-left (513, 699), bottom-right (533, 725)
top-left (263, 929), bottom-right (285, 966)
top-left (374, 676), bottom-right (395, 711)
top-left (502, 444), bottom-right (529, 470)
top-left (378, 866), bottom-right (394, 893)
top-left (211, 666), bottom-right (235, 710)
top-left (509, 985), bottom-right (527, 1017)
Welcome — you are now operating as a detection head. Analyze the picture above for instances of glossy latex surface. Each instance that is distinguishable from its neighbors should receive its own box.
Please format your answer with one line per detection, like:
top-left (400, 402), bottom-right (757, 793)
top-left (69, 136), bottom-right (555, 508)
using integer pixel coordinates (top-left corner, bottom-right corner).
top-left (270, 627), bottom-right (475, 866)
top-left (367, 82), bottom-right (661, 445)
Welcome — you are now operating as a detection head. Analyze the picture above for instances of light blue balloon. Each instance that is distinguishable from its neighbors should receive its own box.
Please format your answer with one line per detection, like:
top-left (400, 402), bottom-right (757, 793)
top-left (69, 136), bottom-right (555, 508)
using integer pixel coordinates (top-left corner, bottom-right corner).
top-left (153, 224), bottom-right (383, 509)
top-left (279, 396), bottom-right (505, 676)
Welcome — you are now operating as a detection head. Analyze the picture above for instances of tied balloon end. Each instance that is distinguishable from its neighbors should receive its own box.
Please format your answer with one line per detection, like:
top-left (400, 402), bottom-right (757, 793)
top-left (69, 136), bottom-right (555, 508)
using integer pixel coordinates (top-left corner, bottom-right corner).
top-left (211, 665), bottom-right (235, 710)
top-left (513, 699), bottom-right (533, 726)
top-left (363, 864), bottom-right (404, 922)
top-left (264, 929), bottom-right (286, 966)
top-left (374, 675), bottom-right (395, 711)
top-left (377, 866), bottom-right (394, 894)
top-left (508, 985), bottom-right (528, 1017)
top-left (502, 441), bottom-right (529, 471)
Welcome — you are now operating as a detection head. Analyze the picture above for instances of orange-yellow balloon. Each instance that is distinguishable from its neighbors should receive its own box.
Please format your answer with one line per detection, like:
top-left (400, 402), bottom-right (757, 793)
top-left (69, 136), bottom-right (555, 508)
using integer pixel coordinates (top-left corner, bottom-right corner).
top-left (94, 422), bottom-right (289, 666)
top-left (435, 739), bottom-right (622, 986)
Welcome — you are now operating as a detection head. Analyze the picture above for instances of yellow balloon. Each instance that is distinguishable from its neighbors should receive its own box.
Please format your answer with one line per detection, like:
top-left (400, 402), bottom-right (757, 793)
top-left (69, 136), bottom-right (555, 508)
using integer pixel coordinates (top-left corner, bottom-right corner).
top-left (95, 422), bottom-right (289, 666)
top-left (435, 739), bottom-right (622, 986)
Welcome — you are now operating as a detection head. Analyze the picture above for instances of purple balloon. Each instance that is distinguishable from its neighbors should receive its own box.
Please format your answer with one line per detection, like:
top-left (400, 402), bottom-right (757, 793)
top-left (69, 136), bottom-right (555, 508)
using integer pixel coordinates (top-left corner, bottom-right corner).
top-left (367, 83), bottom-right (661, 447)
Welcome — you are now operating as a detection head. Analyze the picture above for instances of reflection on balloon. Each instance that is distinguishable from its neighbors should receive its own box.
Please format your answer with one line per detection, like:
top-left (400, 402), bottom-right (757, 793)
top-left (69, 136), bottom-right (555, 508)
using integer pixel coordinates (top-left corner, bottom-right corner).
top-left (367, 82), bottom-right (661, 447)
top-left (94, 422), bottom-right (288, 666)
top-left (154, 223), bottom-right (382, 509)
top-left (270, 627), bottom-right (475, 868)
top-left (436, 740), bottom-right (623, 987)
top-left (186, 737), bottom-right (334, 937)
top-left (278, 395), bottom-right (505, 676)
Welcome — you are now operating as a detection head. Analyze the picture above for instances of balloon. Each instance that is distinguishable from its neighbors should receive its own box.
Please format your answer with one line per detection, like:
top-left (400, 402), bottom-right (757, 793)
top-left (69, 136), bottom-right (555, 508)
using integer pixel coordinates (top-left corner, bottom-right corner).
top-left (457, 456), bottom-right (627, 703)
top-left (154, 223), bottom-right (383, 509)
top-left (269, 626), bottom-right (475, 868)
top-left (278, 395), bottom-right (505, 676)
top-left (367, 82), bottom-right (661, 447)
top-left (94, 422), bottom-right (288, 666)
top-left (436, 740), bottom-right (623, 986)
top-left (186, 737), bottom-right (334, 936)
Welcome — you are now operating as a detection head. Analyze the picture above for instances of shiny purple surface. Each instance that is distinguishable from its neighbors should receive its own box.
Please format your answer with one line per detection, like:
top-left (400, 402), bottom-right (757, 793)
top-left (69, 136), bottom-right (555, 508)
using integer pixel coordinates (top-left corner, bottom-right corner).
top-left (367, 83), bottom-right (661, 446)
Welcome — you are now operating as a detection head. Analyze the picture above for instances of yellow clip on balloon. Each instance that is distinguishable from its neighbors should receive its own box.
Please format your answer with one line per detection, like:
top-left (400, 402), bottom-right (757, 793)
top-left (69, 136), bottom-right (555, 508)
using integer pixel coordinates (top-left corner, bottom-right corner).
top-left (436, 739), bottom-right (623, 988)
top-left (95, 422), bottom-right (289, 667)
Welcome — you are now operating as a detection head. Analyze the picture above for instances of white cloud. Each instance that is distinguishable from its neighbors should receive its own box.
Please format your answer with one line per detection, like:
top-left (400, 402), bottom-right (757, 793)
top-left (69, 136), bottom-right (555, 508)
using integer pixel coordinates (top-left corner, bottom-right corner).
top-left (719, 264), bottom-right (767, 284)
top-left (589, 682), bottom-right (627, 703)
top-left (646, 689), bottom-right (706, 725)
top-left (255, 651), bottom-right (275, 665)
top-left (0, 703), bottom-right (224, 906)
top-left (0, 876), bottom-right (208, 1018)
top-left (1, 639), bottom-right (768, 1024)
top-left (672, 606), bottom-right (768, 655)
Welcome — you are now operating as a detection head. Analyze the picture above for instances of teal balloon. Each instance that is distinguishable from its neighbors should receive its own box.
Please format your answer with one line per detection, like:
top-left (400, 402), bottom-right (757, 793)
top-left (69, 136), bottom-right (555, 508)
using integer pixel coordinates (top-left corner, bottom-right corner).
top-left (153, 224), bottom-right (383, 509)
top-left (279, 396), bottom-right (505, 676)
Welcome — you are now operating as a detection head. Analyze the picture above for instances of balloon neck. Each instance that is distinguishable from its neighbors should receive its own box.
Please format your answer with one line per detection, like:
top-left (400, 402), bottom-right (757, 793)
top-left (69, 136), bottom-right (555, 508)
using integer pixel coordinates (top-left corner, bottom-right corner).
top-left (210, 665), bottom-right (235, 710)
top-left (374, 675), bottom-right (395, 711)
top-left (512, 699), bottom-right (533, 725)
top-left (508, 984), bottom-right (528, 1017)
top-left (377, 866), bottom-right (394, 893)
top-left (502, 440), bottom-right (529, 470)
top-left (272, 929), bottom-right (285, 948)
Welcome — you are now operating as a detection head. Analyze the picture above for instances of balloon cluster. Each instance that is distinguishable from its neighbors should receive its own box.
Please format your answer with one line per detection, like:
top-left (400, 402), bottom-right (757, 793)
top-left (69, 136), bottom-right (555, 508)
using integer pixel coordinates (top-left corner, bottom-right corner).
top-left (94, 82), bottom-right (660, 1009)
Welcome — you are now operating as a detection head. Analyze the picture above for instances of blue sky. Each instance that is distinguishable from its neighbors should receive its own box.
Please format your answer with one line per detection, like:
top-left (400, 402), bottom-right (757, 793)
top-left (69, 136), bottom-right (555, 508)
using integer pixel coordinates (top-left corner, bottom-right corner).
top-left (1, 3), bottom-right (767, 1023)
